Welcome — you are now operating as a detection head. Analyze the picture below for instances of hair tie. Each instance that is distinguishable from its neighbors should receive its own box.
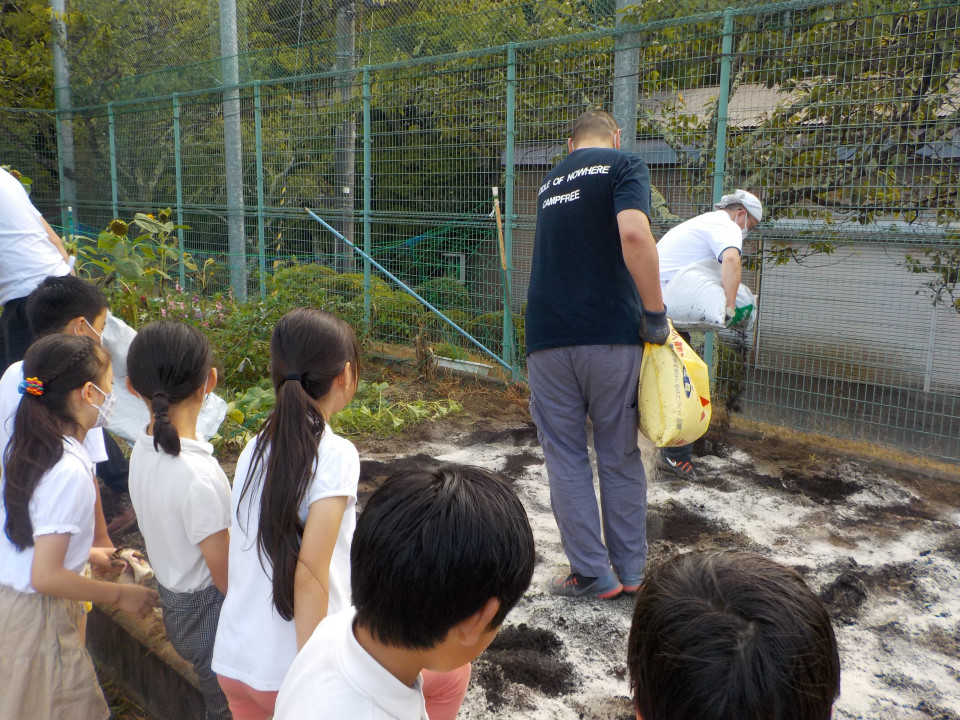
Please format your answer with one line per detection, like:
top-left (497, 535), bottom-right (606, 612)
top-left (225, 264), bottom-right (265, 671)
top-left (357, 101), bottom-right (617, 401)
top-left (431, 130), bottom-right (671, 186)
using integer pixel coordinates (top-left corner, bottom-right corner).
top-left (18, 377), bottom-right (44, 397)
top-left (153, 391), bottom-right (169, 401)
top-left (154, 409), bottom-right (169, 419)
top-left (283, 373), bottom-right (303, 384)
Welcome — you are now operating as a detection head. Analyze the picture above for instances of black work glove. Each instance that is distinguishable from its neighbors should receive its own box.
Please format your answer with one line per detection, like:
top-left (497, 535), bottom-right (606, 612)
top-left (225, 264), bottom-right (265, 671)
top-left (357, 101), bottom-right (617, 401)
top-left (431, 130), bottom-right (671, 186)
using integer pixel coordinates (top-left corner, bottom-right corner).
top-left (639, 306), bottom-right (670, 345)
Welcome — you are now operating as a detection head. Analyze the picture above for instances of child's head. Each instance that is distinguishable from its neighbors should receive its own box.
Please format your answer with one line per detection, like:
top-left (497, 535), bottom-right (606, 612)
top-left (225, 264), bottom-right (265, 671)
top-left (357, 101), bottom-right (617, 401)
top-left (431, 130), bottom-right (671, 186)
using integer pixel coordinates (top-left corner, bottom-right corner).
top-left (628, 550), bottom-right (840, 720)
top-left (26, 275), bottom-right (108, 340)
top-left (3, 335), bottom-right (111, 550)
top-left (351, 464), bottom-right (535, 667)
top-left (242, 307), bottom-right (360, 621)
top-left (127, 320), bottom-right (216, 457)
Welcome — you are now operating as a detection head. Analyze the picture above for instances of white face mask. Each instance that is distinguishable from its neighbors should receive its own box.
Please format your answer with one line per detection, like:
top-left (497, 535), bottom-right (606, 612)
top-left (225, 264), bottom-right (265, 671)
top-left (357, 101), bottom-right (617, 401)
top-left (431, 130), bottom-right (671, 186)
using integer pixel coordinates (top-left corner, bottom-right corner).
top-left (76, 318), bottom-right (103, 345)
top-left (738, 214), bottom-right (751, 240)
top-left (90, 382), bottom-right (117, 429)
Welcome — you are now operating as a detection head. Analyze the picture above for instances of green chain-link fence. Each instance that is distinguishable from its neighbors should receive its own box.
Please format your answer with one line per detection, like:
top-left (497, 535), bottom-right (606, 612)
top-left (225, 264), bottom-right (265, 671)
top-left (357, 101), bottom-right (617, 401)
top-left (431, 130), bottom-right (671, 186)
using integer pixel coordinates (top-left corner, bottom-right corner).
top-left (2, 0), bottom-right (958, 461)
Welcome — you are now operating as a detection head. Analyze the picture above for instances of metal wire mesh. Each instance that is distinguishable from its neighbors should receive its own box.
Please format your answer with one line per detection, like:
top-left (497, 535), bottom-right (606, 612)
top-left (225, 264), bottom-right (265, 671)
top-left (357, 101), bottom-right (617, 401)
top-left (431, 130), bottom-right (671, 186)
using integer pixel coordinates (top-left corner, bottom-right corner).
top-left (2, 0), bottom-right (958, 461)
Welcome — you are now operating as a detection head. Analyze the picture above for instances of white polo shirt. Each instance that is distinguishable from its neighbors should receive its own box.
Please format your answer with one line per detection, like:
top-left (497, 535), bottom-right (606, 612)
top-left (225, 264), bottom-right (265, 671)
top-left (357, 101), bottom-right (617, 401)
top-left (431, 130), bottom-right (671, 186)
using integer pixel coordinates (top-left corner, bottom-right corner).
top-left (0, 361), bottom-right (107, 467)
top-left (275, 609), bottom-right (429, 720)
top-left (128, 431), bottom-right (231, 593)
top-left (0, 437), bottom-right (97, 593)
top-left (0, 168), bottom-right (70, 305)
top-left (657, 210), bottom-right (743, 287)
top-left (211, 428), bottom-right (359, 690)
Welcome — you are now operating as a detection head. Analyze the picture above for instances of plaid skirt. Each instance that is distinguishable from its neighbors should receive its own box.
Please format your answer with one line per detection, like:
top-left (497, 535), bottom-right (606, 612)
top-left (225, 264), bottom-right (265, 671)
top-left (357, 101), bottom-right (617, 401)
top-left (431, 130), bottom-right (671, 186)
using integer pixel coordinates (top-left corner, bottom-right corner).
top-left (159, 582), bottom-right (232, 720)
top-left (0, 583), bottom-right (110, 720)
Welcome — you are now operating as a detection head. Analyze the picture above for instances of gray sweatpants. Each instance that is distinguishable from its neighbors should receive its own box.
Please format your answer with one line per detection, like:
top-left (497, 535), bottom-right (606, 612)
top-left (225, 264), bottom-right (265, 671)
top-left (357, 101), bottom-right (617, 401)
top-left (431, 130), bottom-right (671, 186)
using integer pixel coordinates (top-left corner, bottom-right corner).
top-left (527, 344), bottom-right (647, 580)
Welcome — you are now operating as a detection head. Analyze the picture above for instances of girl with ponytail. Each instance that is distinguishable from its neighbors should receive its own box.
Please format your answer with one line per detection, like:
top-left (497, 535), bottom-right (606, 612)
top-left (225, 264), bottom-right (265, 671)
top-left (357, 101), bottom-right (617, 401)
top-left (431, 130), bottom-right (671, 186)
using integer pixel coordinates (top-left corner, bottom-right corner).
top-left (126, 320), bottom-right (232, 720)
top-left (211, 308), bottom-right (361, 719)
top-left (0, 334), bottom-right (159, 720)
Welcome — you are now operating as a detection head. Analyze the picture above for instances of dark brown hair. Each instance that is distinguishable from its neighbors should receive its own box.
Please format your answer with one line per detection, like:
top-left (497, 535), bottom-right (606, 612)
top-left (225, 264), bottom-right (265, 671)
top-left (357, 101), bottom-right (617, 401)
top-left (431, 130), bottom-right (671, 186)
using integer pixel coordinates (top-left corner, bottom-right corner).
top-left (628, 550), bottom-right (840, 720)
top-left (3, 335), bottom-right (110, 550)
top-left (127, 321), bottom-right (214, 456)
top-left (238, 307), bottom-right (359, 621)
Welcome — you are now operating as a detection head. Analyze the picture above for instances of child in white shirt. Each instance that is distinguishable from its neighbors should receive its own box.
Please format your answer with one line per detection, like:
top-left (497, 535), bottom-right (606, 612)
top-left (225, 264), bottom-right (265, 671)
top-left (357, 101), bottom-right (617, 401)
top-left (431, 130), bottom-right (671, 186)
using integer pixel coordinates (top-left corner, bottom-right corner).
top-left (127, 320), bottom-right (231, 720)
top-left (211, 308), bottom-right (362, 719)
top-left (0, 334), bottom-right (158, 720)
top-left (275, 464), bottom-right (536, 720)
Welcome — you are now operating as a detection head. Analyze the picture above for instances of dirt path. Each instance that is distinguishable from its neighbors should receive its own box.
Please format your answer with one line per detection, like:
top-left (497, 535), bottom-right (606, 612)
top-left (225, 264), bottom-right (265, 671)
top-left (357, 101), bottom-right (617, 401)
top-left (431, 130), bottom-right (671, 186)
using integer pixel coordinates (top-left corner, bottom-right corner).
top-left (357, 394), bottom-right (960, 720)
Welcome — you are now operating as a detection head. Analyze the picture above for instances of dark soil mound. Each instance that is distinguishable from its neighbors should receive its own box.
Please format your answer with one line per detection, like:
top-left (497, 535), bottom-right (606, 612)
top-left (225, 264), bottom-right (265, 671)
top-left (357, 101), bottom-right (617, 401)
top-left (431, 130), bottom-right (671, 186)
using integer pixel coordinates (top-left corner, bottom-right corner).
top-left (465, 423), bottom-right (539, 447)
top-left (651, 500), bottom-right (731, 545)
top-left (475, 624), bottom-right (576, 708)
top-left (819, 561), bottom-right (869, 624)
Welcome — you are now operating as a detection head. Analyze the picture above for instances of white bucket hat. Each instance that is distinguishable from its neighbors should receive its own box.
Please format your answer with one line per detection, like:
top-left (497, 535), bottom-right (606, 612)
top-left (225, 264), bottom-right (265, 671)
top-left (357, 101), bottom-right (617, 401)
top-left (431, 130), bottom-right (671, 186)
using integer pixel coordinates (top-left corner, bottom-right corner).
top-left (715, 190), bottom-right (762, 222)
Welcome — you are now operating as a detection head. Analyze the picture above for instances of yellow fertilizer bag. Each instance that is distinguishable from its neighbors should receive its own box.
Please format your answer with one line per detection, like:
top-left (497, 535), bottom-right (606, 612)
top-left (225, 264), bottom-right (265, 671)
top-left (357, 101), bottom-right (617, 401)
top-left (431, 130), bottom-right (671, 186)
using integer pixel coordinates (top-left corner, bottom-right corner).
top-left (638, 326), bottom-right (712, 447)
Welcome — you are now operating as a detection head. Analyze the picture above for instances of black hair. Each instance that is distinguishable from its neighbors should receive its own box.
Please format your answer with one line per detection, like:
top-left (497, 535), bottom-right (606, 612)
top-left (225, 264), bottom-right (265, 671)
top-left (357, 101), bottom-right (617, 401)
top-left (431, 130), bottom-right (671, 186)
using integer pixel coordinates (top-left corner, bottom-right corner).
top-left (3, 335), bottom-right (110, 550)
top-left (351, 464), bottom-right (535, 649)
top-left (570, 109), bottom-right (619, 145)
top-left (239, 307), bottom-right (360, 621)
top-left (127, 320), bottom-right (214, 457)
top-left (26, 275), bottom-right (108, 338)
top-left (628, 550), bottom-right (841, 720)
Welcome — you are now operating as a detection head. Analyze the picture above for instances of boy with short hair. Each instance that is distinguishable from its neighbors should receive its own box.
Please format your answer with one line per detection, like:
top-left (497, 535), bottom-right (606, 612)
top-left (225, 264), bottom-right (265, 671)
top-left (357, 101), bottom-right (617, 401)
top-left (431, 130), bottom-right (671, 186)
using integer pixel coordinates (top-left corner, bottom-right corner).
top-left (274, 464), bottom-right (536, 720)
top-left (0, 276), bottom-right (132, 535)
top-left (628, 550), bottom-right (841, 720)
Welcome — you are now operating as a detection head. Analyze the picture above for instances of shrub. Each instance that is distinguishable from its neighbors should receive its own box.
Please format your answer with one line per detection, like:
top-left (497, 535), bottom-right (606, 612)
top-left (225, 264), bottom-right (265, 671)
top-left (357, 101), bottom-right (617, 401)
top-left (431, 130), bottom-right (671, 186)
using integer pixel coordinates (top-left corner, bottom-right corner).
top-left (469, 311), bottom-right (525, 357)
top-left (319, 272), bottom-right (389, 301)
top-left (415, 276), bottom-right (472, 313)
top-left (370, 289), bottom-right (424, 341)
top-left (424, 307), bottom-right (473, 342)
top-left (269, 264), bottom-right (336, 308)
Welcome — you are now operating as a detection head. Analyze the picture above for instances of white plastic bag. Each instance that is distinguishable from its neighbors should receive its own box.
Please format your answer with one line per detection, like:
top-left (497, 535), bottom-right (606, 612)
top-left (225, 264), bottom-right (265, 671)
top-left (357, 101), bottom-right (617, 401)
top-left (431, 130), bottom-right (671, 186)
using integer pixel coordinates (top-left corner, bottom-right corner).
top-left (102, 313), bottom-right (227, 443)
top-left (661, 259), bottom-right (756, 332)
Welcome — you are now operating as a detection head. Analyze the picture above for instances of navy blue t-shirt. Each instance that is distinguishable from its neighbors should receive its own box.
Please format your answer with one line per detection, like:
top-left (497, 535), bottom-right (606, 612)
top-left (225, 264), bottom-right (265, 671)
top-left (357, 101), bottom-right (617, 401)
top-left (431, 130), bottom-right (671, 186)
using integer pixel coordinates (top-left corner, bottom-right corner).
top-left (525, 146), bottom-right (652, 354)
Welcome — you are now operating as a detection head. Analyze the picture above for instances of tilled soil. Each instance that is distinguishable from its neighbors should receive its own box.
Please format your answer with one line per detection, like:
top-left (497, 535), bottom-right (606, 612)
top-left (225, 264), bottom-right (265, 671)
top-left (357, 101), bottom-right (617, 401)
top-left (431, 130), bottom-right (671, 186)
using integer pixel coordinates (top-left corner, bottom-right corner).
top-left (102, 389), bottom-right (960, 720)
top-left (355, 393), bottom-right (959, 720)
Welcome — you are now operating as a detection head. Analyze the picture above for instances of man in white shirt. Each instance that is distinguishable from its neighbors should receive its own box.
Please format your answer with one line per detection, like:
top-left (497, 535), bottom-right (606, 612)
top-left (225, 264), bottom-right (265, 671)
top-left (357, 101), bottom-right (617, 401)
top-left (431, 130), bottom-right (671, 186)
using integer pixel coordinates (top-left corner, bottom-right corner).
top-left (0, 168), bottom-right (72, 370)
top-left (656, 190), bottom-right (763, 478)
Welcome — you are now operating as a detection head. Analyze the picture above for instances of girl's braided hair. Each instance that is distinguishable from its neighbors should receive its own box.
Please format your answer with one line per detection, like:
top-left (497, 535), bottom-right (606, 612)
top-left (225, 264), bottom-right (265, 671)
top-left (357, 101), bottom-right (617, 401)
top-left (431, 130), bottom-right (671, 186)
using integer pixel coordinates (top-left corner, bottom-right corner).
top-left (3, 335), bottom-right (109, 550)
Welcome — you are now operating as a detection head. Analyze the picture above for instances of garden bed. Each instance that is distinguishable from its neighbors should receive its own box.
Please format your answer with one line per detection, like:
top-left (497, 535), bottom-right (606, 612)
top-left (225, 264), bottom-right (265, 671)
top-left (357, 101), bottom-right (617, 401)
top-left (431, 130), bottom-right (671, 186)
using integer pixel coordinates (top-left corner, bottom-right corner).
top-left (96, 376), bottom-right (959, 720)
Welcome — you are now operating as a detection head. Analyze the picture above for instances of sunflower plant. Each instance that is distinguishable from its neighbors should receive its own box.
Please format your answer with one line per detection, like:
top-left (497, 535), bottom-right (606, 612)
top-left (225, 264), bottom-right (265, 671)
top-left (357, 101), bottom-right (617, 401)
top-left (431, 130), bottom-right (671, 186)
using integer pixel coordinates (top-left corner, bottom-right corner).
top-left (75, 209), bottom-right (199, 326)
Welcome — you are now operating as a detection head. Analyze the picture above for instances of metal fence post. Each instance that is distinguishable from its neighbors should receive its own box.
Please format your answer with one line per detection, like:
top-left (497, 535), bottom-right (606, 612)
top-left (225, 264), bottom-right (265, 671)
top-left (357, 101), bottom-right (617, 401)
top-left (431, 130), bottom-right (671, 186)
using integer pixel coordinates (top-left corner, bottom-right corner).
top-left (108, 103), bottom-right (118, 219)
top-left (362, 67), bottom-right (372, 328)
top-left (503, 43), bottom-right (518, 378)
top-left (172, 95), bottom-right (186, 289)
top-left (50, 0), bottom-right (76, 230)
top-left (704, 7), bottom-right (736, 379)
top-left (254, 82), bottom-right (266, 299)
top-left (220, 0), bottom-right (247, 301)
top-left (613, 0), bottom-right (640, 152)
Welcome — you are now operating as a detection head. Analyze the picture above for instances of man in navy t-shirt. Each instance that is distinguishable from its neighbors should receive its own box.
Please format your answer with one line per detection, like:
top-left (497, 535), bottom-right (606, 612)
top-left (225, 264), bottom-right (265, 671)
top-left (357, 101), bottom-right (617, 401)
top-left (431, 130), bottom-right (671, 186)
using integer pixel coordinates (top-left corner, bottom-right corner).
top-left (525, 110), bottom-right (670, 599)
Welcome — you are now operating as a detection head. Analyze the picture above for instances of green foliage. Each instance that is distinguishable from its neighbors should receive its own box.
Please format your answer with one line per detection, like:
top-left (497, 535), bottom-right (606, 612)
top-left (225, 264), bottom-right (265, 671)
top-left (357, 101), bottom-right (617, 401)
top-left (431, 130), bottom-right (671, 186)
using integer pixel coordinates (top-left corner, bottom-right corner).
top-left (214, 379), bottom-right (463, 451)
top-left (469, 310), bottom-right (525, 356)
top-left (215, 379), bottom-right (277, 451)
top-left (415, 276), bottom-right (472, 313)
top-left (904, 245), bottom-right (960, 312)
top-left (0, 165), bottom-right (32, 192)
top-left (207, 296), bottom-right (286, 394)
top-left (432, 340), bottom-right (468, 361)
top-left (73, 210), bottom-right (200, 326)
top-left (424, 308), bottom-right (473, 343)
top-left (268, 263), bottom-right (336, 307)
top-left (370, 289), bottom-right (423, 341)
top-left (319, 273), bottom-right (389, 301)
top-left (330, 381), bottom-right (462, 438)
top-left (0, 0), bottom-right (54, 109)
